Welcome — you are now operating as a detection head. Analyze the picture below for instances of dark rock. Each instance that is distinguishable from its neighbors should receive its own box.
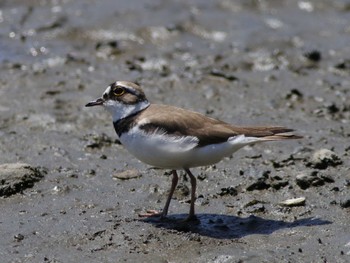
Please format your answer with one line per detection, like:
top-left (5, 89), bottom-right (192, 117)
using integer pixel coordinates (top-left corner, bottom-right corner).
top-left (244, 199), bottom-right (261, 207)
top-left (295, 171), bottom-right (317, 189)
top-left (246, 179), bottom-right (270, 191)
top-left (320, 174), bottom-right (335, 183)
top-left (285, 89), bottom-right (304, 101)
top-left (326, 103), bottom-right (340, 114)
top-left (246, 171), bottom-right (271, 191)
top-left (311, 177), bottom-right (325, 187)
top-left (197, 173), bottom-right (207, 181)
top-left (217, 186), bottom-right (238, 196)
top-left (345, 179), bottom-right (350, 187)
top-left (0, 163), bottom-right (46, 197)
top-left (271, 181), bottom-right (289, 190)
top-left (334, 59), bottom-right (350, 70)
top-left (295, 173), bottom-right (311, 189)
top-left (340, 199), bottom-right (350, 208)
top-left (245, 203), bottom-right (265, 213)
top-left (244, 200), bottom-right (266, 213)
top-left (296, 171), bottom-right (334, 190)
top-left (303, 50), bottom-right (322, 62)
top-left (310, 149), bottom-right (342, 169)
top-left (14, 234), bottom-right (25, 242)
top-left (209, 69), bottom-right (238, 81)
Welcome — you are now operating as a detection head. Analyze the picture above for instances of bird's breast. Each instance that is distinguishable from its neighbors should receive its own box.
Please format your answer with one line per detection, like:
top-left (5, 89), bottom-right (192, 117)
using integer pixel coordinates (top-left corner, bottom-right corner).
top-left (118, 126), bottom-right (243, 169)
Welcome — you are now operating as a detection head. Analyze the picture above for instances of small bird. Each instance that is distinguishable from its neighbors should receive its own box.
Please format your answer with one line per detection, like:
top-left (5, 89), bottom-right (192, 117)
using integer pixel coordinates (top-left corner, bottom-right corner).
top-left (86, 81), bottom-right (302, 221)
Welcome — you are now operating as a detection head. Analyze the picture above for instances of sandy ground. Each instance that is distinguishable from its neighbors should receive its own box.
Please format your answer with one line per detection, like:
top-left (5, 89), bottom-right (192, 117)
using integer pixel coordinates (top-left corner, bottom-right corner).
top-left (0, 0), bottom-right (349, 262)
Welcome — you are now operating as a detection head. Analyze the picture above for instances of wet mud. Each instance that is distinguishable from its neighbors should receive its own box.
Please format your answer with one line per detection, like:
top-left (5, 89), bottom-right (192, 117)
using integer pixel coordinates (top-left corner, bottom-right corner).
top-left (0, 0), bottom-right (349, 262)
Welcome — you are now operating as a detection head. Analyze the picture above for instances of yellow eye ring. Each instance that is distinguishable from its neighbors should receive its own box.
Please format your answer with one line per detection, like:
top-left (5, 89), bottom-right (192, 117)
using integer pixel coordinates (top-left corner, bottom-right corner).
top-left (113, 87), bottom-right (125, 96)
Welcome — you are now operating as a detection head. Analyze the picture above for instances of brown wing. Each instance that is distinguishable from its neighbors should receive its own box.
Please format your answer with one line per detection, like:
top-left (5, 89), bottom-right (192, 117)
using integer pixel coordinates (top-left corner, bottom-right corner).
top-left (138, 104), bottom-right (302, 147)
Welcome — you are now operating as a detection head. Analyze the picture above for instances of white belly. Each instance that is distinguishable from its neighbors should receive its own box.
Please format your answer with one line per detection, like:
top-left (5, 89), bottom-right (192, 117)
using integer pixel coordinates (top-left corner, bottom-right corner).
top-left (119, 127), bottom-right (260, 169)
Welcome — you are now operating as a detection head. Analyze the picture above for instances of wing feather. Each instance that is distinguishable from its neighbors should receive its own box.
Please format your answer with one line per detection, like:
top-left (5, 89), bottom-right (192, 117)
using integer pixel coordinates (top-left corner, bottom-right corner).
top-left (137, 104), bottom-right (302, 147)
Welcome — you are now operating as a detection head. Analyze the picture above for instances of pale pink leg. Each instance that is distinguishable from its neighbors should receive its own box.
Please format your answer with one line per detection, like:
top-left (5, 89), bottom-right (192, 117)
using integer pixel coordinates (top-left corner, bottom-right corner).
top-left (184, 168), bottom-right (197, 221)
top-left (139, 170), bottom-right (178, 218)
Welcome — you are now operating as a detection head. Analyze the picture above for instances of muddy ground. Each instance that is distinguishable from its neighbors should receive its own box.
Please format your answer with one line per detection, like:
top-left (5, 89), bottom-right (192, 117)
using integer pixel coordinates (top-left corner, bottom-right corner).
top-left (0, 0), bottom-right (349, 262)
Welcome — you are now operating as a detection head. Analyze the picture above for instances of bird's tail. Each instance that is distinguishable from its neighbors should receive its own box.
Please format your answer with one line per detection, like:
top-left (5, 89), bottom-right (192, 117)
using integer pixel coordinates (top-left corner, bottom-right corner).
top-left (254, 127), bottom-right (303, 141)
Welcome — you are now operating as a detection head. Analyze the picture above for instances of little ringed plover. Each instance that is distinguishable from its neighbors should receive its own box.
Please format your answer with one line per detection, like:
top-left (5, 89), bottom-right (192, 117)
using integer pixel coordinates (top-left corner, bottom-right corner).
top-left (86, 81), bottom-right (302, 221)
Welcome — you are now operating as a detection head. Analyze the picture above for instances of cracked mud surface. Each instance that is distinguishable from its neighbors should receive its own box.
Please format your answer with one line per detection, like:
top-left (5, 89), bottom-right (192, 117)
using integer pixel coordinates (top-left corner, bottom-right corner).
top-left (0, 0), bottom-right (349, 262)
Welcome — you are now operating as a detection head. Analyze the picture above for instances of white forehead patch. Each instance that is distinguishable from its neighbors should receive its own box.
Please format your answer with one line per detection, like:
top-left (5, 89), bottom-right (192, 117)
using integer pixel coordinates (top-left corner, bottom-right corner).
top-left (103, 85), bottom-right (111, 96)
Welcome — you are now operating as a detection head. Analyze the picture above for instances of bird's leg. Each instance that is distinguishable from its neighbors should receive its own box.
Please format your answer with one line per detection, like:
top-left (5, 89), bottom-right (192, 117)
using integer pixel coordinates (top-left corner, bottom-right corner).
top-left (139, 170), bottom-right (178, 218)
top-left (184, 168), bottom-right (197, 221)
top-left (160, 170), bottom-right (179, 218)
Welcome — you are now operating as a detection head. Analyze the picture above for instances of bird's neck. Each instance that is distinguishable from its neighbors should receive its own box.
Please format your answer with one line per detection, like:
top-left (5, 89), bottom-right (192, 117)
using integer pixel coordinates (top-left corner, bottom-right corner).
top-left (108, 100), bottom-right (150, 123)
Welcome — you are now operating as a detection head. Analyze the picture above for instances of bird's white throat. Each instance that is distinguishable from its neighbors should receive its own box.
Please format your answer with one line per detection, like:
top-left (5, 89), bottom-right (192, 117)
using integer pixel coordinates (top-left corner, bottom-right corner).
top-left (104, 100), bottom-right (150, 122)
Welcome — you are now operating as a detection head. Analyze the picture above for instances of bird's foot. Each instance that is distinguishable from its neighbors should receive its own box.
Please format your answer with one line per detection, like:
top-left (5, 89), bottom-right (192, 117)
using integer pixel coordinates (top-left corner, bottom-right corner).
top-left (138, 209), bottom-right (166, 219)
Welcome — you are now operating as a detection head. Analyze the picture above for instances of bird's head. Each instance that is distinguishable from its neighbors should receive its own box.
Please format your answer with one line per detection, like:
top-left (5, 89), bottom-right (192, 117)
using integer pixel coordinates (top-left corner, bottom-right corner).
top-left (85, 81), bottom-right (150, 122)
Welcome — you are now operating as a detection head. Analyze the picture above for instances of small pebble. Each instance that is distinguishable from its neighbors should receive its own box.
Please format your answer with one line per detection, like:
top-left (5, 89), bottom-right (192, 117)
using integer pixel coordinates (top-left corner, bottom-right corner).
top-left (340, 199), bottom-right (350, 208)
top-left (295, 171), bottom-right (333, 190)
top-left (217, 186), bottom-right (238, 196)
top-left (296, 172), bottom-right (313, 189)
top-left (310, 149), bottom-right (342, 169)
top-left (113, 169), bottom-right (142, 180)
top-left (303, 50), bottom-right (322, 62)
top-left (14, 234), bottom-right (24, 242)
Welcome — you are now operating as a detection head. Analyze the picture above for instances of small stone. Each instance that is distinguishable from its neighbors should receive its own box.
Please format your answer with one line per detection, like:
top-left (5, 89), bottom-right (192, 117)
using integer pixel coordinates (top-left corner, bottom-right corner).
top-left (279, 197), bottom-right (306, 207)
top-left (310, 177), bottom-right (325, 187)
top-left (310, 149), bottom-right (342, 169)
top-left (246, 171), bottom-right (271, 191)
top-left (345, 179), bottom-right (350, 187)
top-left (246, 179), bottom-right (270, 191)
top-left (271, 181), bottom-right (289, 190)
top-left (14, 234), bottom-right (25, 242)
top-left (210, 68), bottom-right (238, 81)
top-left (295, 173), bottom-right (312, 189)
top-left (100, 154), bottom-right (107, 159)
top-left (245, 203), bottom-right (265, 213)
top-left (295, 171), bottom-right (331, 189)
top-left (0, 163), bottom-right (46, 197)
top-left (217, 186), bottom-right (238, 196)
top-left (244, 199), bottom-right (261, 207)
top-left (326, 103), bottom-right (340, 114)
top-left (285, 89), bottom-right (304, 101)
top-left (113, 169), bottom-right (142, 180)
top-left (340, 199), bottom-right (350, 208)
top-left (335, 59), bottom-right (350, 70)
top-left (320, 174), bottom-right (335, 183)
top-left (197, 173), bottom-right (207, 181)
top-left (303, 50), bottom-right (322, 62)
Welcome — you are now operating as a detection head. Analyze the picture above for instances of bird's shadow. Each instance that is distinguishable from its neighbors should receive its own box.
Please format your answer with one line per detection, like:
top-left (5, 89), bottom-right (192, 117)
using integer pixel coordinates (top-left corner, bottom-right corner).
top-left (141, 214), bottom-right (332, 239)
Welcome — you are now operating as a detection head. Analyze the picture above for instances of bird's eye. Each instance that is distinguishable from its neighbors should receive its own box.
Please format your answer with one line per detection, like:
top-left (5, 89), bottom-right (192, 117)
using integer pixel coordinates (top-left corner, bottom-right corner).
top-left (113, 87), bottom-right (125, 96)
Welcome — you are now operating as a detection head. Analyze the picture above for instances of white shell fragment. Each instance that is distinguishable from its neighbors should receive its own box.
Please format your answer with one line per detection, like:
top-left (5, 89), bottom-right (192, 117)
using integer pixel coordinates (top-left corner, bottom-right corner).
top-left (279, 197), bottom-right (306, 207)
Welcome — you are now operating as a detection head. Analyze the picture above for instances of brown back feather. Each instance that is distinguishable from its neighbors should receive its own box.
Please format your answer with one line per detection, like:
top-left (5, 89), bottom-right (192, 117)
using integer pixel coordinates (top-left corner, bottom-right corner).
top-left (136, 104), bottom-right (302, 147)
